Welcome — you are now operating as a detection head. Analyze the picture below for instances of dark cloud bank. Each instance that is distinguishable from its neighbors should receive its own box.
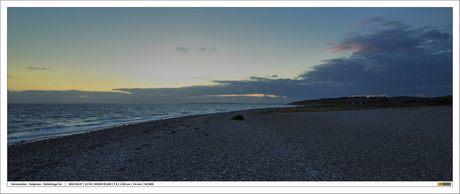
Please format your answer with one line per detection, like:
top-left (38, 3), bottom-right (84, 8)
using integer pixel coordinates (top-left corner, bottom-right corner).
top-left (8, 18), bottom-right (453, 104)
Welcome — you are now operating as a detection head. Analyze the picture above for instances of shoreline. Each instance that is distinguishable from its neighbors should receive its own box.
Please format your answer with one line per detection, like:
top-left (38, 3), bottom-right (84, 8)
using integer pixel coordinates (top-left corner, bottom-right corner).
top-left (8, 107), bottom-right (452, 181)
top-left (7, 106), bottom-right (289, 146)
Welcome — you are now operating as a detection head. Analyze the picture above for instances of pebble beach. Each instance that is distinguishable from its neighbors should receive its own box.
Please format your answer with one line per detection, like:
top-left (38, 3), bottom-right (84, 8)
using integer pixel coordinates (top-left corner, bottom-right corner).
top-left (7, 107), bottom-right (452, 181)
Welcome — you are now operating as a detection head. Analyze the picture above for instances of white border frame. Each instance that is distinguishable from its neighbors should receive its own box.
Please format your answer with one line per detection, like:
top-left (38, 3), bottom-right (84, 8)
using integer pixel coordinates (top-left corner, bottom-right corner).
top-left (1, 1), bottom-right (458, 193)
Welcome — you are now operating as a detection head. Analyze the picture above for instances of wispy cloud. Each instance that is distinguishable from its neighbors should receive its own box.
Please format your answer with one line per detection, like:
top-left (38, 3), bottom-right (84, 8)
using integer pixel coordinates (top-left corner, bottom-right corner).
top-left (356, 16), bottom-right (386, 25)
top-left (7, 90), bottom-right (130, 104)
top-left (363, 59), bottom-right (387, 72)
top-left (25, 67), bottom-right (46, 71)
top-left (322, 40), bottom-right (365, 54)
top-left (175, 47), bottom-right (189, 52)
top-left (175, 46), bottom-right (216, 53)
top-left (323, 42), bottom-right (336, 46)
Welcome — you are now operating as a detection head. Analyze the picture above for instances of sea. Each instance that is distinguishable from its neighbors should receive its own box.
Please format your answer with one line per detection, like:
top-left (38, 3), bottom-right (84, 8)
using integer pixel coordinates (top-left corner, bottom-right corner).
top-left (7, 103), bottom-right (294, 145)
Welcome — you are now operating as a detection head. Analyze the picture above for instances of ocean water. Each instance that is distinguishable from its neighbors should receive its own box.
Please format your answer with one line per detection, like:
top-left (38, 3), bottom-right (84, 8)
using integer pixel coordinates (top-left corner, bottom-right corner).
top-left (7, 103), bottom-right (294, 145)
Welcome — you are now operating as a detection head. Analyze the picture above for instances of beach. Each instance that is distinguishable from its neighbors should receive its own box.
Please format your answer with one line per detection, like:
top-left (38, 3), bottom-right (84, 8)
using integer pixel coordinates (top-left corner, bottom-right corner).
top-left (8, 107), bottom-right (452, 181)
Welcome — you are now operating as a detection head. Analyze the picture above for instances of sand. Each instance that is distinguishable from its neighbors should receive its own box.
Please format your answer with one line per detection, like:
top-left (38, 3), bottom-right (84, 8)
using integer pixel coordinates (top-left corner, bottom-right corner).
top-left (7, 107), bottom-right (452, 181)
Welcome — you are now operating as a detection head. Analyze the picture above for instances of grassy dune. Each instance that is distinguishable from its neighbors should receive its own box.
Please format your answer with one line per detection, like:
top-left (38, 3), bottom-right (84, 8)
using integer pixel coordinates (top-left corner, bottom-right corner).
top-left (254, 105), bottom-right (387, 114)
top-left (255, 104), bottom-right (452, 114)
top-left (259, 95), bottom-right (453, 114)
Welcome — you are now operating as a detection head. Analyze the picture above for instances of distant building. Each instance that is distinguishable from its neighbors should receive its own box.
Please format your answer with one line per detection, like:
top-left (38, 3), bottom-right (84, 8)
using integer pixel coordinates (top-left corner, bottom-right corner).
top-left (347, 95), bottom-right (387, 98)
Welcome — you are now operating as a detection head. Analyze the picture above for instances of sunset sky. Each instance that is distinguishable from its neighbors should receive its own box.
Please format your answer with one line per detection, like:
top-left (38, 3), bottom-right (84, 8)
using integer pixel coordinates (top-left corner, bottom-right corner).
top-left (4, 2), bottom-right (456, 104)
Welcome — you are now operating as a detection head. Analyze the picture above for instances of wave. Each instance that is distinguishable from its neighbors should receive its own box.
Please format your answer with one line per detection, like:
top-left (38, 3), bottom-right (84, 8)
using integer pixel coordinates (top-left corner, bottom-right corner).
top-left (7, 104), bottom-right (295, 144)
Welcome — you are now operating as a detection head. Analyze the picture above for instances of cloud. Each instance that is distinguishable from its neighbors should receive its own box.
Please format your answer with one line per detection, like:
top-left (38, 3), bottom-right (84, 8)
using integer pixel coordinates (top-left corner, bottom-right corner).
top-left (357, 16), bottom-right (386, 25)
top-left (325, 21), bottom-right (452, 57)
top-left (299, 18), bottom-right (452, 97)
top-left (25, 67), bottom-right (46, 71)
top-left (323, 42), bottom-right (336, 46)
top-left (175, 47), bottom-right (189, 52)
top-left (7, 90), bottom-right (130, 104)
top-left (200, 47), bottom-right (216, 52)
top-left (203, 77), bottom-right (331, 100)
top-left (23, 67), bottom-right (55, 71)
top-left (8, 77), bottom-right (312, 104)
top-left (322, 40), bottom-right (367, 54)
top-left (363, 59), bottom-right (387, 72)
top-left (175, 46), bottom-right (216, 53)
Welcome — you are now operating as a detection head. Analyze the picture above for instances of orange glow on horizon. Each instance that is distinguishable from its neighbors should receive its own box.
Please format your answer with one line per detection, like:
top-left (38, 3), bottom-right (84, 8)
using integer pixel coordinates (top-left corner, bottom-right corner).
top-left (206, 94), bottom-right (286, 98)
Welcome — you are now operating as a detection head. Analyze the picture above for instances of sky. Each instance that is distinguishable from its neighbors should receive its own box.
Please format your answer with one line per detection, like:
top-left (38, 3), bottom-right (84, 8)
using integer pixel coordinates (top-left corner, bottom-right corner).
top-left (5, 6), bottom-right (454, 104)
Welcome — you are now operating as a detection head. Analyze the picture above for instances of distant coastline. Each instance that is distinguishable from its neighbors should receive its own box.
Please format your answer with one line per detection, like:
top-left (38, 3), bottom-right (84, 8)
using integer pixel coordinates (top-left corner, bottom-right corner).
top-left (288, 95), bottom-right (452, 107)
top-left (184, 102), bottom-right (238, 104)
top-left (184, 102), bottom-right (288, 105)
